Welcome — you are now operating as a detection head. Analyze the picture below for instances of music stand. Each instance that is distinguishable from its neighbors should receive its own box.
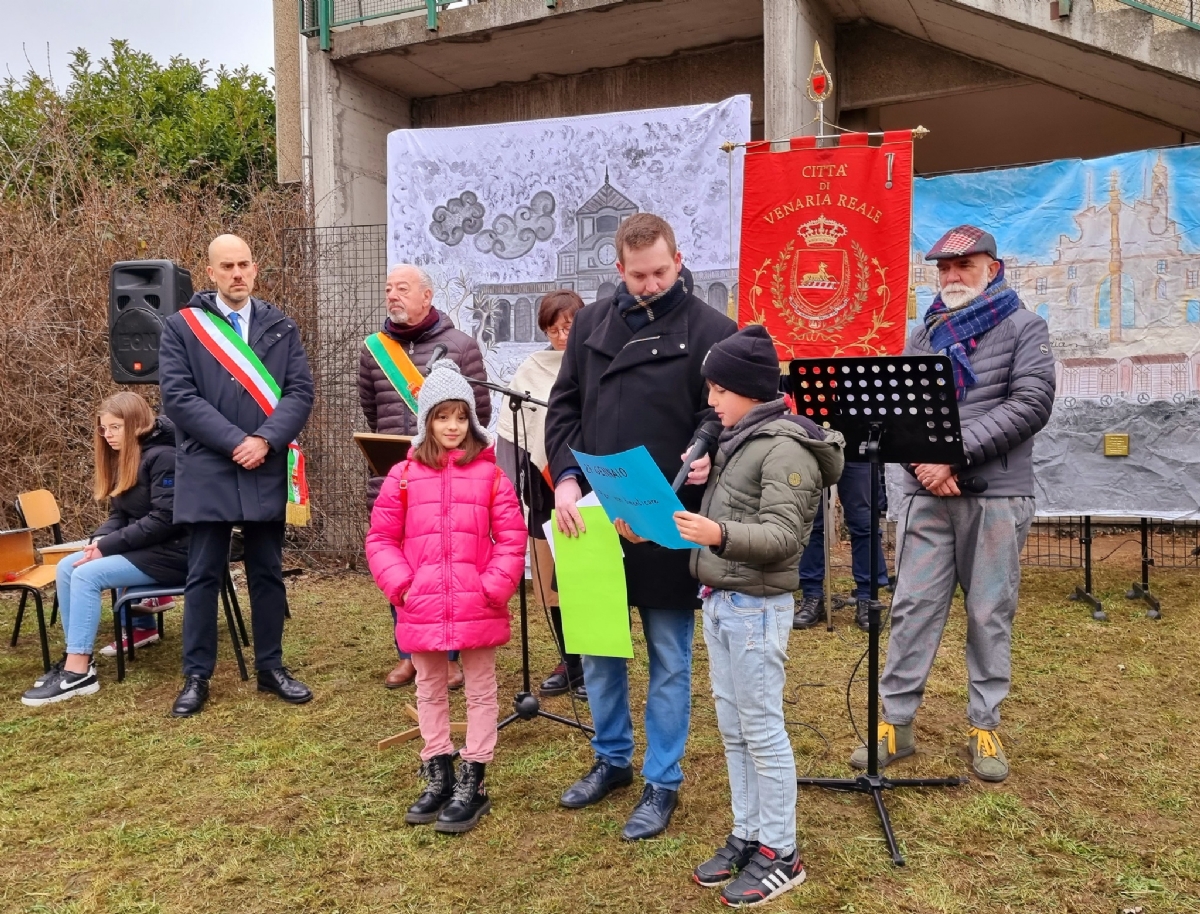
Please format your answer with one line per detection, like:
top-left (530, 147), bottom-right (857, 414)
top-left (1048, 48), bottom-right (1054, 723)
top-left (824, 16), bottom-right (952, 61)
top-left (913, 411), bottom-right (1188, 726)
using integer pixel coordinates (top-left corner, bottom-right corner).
top-left (789, 354), bottom-right (966, 866)
top-left (466, 376), bottom-right (594, 741)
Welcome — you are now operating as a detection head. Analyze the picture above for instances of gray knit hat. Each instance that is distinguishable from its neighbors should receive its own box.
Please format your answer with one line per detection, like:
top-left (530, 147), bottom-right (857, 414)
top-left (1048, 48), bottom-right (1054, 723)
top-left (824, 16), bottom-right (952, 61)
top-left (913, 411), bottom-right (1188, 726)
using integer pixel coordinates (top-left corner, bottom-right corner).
top-left (411, 358), bottom-right (490, 448)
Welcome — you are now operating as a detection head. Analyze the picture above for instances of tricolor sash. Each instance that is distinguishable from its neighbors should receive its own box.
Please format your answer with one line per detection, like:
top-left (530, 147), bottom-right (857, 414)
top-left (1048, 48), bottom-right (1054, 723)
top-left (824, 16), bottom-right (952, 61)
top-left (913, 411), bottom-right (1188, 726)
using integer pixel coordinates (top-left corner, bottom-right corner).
top-left (179, 308), bottom-right (311, 526)
top-left (363, 332), bottom-right (424, 416)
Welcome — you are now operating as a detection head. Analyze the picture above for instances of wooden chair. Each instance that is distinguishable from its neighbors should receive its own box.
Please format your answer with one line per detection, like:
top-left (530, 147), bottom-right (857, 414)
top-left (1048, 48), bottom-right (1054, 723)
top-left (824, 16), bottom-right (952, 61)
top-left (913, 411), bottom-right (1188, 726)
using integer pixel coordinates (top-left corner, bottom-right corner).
top-left (0, 528), bottom-right (55, 671)
top-left (15, 489), bottom-right (88, 628)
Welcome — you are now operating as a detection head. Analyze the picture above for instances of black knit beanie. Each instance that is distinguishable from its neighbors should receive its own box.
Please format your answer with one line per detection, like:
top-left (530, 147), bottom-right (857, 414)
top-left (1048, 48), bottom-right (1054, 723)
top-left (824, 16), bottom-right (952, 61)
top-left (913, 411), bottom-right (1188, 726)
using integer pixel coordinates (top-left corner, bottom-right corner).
top-left (701, 324), bottom-right (782, 402)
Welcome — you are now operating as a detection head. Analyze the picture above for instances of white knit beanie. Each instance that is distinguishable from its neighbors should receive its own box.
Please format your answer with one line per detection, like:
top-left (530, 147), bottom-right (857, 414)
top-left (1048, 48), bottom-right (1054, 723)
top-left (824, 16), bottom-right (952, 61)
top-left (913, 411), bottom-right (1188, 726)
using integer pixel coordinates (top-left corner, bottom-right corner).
top-left (411, 358), bottom-right (490, 448)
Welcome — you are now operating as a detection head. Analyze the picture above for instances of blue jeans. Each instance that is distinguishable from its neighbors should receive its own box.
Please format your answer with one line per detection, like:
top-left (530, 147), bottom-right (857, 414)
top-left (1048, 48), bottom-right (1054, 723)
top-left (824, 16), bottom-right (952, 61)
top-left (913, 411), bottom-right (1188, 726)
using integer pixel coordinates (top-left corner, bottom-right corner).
top-left (582, 607), bottom-right (695, 791)
top-left (702, 589), bottom-right (796, 855)
top-left (56, 552), bottom-right (157, 656)
top-left (798, 461), bottom-right (889, 600)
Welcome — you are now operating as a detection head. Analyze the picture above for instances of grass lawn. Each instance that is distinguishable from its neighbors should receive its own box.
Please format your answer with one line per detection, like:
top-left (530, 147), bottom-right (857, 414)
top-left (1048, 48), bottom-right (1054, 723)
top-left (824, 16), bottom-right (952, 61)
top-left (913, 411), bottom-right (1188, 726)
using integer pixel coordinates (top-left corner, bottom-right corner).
top-left (1, 559), bottom-right (1197, 913)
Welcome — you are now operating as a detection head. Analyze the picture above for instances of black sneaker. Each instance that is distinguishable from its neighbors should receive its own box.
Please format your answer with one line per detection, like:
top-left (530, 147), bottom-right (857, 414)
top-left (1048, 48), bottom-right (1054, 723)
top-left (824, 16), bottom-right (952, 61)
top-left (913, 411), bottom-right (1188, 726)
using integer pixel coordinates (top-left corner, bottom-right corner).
top-left (22, 665), bottom-right (99, 706)
top-left (720, 846), bottom-right (806, 907)
top-left (792, 595), bottom-right (822, 630)
top-left (694, 834), bottom-right (760, 887)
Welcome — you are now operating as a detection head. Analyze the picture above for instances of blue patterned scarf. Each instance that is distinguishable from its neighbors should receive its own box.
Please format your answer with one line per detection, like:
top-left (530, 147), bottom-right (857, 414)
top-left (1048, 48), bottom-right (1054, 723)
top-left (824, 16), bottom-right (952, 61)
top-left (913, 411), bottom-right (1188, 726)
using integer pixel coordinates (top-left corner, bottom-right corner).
top-left (924, 263), bottom-right (1021, 400)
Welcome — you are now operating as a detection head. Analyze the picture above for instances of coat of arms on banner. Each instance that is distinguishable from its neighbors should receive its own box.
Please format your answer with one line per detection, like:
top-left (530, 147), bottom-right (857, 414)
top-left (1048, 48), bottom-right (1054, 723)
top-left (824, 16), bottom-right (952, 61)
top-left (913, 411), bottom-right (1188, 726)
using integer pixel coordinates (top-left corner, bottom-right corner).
top-left (739, 134), bottom-right (914, 359)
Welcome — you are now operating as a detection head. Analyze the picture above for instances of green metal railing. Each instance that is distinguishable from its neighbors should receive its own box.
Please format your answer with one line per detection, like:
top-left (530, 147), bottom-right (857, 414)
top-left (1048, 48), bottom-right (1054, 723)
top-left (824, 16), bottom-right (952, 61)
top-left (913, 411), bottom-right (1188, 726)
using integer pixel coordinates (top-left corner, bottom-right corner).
top-left (1115, 0), bottom-right (1199, 30)
top-left (300, 0), bottom-right (558, 48)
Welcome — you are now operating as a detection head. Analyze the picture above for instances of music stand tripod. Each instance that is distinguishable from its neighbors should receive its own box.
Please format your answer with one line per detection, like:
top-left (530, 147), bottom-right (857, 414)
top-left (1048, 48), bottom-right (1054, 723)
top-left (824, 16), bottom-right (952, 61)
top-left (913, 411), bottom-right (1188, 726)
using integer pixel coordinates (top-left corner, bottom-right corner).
top-left (467, 375), bottom-right (594, 739)
top-left (789, 355), bottom-right (966, 866)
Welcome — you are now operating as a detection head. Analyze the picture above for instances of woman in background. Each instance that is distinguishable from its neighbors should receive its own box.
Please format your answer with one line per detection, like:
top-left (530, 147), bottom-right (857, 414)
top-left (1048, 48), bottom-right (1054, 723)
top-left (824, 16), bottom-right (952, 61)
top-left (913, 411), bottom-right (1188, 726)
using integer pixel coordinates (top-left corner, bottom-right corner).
top-left (496, 290), bottom-right (586, 700)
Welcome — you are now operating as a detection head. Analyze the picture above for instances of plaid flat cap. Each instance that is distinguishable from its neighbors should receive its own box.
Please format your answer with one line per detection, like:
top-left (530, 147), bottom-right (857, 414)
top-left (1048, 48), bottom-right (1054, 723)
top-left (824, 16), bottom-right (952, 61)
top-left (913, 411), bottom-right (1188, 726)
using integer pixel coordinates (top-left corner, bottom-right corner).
top-left (925, 225), bottom-right (998, 261)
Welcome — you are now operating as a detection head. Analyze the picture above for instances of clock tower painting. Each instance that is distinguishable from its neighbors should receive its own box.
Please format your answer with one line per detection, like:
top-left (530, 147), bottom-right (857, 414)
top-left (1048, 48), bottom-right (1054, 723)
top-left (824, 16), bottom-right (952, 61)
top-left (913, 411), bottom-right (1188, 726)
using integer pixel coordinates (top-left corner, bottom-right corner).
top-left (563, 168), bottom-right (638, 299)
top-left (474, 172), bottom-right (738, 347)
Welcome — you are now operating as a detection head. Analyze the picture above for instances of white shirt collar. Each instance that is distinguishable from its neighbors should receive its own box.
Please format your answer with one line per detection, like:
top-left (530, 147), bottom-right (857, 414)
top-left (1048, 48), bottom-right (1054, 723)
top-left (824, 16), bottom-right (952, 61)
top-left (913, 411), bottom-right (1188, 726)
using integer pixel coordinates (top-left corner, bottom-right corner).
top-left (214, 294), bottom-right (251, 340)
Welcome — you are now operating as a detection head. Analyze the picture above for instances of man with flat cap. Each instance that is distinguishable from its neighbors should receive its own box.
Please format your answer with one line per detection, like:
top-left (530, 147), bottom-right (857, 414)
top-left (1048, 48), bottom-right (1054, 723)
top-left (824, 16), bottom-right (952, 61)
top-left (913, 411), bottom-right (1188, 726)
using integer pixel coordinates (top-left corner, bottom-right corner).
top-left (849, 225), bottom-right (1055, 782)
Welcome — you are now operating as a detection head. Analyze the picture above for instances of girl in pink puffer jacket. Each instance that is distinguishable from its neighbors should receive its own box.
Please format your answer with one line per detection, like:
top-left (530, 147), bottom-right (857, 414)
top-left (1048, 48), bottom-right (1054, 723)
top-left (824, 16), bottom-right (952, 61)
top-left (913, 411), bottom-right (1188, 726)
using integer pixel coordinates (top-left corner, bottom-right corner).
top-left (366, 360), bottom-right (527, 835)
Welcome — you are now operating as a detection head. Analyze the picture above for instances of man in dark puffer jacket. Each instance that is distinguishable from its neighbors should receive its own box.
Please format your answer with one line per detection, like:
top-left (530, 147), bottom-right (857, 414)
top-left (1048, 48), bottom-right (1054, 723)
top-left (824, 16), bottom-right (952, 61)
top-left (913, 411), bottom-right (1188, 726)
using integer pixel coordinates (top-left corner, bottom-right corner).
top-left (850, 225), bottom-right (1055, 784)
top-left (358, 263), bottom-right (491, 689)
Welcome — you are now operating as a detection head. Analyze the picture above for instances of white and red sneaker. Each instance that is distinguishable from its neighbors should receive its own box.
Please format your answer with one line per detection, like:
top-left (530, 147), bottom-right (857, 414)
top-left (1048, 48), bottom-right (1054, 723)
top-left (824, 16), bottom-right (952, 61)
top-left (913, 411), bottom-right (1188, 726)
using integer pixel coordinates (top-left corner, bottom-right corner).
top-left (99, 628), bottom-right (161, 657)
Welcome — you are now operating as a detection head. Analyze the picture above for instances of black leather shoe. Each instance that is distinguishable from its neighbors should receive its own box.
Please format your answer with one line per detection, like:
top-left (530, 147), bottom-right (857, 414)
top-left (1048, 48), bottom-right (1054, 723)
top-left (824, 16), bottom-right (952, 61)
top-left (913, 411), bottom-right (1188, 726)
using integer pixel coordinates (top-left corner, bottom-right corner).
top-left (571, 682), bottom-right (588, 702)
top-left (560, 759), bottom-right (634, 809)
top-left (171, 676), bottom-right (210, 718)
top-left (257, 667), bottom-right (313, 704)
top-left (793, 595), bottom-right (823, 630)
top-left (538, 663), bottom-right (571, 697)
top-left (621, 783), bottom-right (679, 841)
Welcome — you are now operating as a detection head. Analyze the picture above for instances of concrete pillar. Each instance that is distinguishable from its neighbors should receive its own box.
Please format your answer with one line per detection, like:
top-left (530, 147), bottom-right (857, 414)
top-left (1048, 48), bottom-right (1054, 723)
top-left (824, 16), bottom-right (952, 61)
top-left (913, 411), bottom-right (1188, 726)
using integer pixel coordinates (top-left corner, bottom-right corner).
top-left (763, 0), bottom-right (837, 148)
top-left (307, 47), bottom-right (412, 228)
top-left (273, 0), bottom-right (303, 184)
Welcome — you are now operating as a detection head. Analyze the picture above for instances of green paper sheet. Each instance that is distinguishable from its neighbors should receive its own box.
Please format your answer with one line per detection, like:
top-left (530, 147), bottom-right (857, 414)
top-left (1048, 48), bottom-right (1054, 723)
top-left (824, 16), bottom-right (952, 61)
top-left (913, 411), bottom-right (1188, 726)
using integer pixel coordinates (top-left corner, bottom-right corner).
top-left (552, 507), bottom-right (632, 658)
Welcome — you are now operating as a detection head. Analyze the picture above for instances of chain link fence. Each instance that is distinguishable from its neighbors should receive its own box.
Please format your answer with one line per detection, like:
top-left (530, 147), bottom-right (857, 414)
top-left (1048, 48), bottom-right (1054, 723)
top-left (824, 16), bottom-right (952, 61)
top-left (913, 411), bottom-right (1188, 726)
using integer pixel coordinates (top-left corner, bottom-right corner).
top-left (282, 225), bottom-right (389, 565)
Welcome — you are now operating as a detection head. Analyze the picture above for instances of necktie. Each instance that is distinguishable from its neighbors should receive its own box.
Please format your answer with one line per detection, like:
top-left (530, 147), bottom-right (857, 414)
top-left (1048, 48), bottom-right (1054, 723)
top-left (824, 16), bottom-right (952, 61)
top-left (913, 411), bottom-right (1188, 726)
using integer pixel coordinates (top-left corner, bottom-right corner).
top-left (228, 310), bottom-right (243, 340)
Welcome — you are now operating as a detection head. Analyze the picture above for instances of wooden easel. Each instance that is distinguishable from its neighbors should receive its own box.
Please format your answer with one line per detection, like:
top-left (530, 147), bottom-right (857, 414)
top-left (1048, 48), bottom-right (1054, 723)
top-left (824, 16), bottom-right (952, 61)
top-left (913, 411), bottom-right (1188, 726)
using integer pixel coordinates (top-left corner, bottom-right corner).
top-left (378, 704), bottom-right (468, 750)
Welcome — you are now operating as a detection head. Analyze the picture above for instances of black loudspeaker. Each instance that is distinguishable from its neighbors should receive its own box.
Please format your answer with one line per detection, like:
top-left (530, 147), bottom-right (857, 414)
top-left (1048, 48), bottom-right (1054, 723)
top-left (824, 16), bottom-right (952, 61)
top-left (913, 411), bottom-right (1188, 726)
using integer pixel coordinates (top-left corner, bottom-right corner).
top-left (109, 260), bottom-right (193, 384)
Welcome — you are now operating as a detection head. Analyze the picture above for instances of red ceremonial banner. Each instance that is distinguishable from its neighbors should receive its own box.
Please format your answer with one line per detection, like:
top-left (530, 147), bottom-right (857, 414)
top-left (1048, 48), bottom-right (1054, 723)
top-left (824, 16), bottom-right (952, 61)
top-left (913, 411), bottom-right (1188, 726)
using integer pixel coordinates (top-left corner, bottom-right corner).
top-left (739, 133), bottom-right (914, 359)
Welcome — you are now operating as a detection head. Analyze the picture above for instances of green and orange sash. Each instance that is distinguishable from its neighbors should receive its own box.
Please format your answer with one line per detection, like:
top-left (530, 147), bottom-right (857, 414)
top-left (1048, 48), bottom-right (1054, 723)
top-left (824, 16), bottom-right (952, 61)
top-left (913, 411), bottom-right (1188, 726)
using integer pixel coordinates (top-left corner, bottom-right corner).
top-left (180, 308), bottom-right (311, 526)
top-left (363, 332), bottom-right (425, 416)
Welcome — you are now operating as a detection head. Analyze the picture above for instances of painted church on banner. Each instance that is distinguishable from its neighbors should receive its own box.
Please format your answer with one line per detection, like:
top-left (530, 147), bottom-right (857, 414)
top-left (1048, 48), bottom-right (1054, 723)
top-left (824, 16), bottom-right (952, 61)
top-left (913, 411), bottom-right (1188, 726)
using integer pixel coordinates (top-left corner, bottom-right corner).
top-left (472, 173), bottom-right (738, 350)
top-left (911, 152), bottom-right (1200, 405)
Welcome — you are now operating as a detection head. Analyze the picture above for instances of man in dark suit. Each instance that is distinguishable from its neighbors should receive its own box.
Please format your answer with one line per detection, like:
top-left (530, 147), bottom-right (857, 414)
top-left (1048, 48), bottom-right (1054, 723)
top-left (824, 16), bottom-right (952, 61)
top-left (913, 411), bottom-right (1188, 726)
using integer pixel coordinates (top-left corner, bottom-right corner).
top-left (546, 213), bottom-right (736, 840)
top-left (159, 234), bottom-right (315, 717)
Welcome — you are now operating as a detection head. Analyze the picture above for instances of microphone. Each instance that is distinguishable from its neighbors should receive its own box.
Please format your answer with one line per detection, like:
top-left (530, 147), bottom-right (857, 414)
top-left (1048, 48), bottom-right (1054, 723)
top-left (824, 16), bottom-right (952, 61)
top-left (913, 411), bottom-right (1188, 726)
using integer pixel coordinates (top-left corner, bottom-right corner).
top-left (671, 426), bottom-right (718, 493)
top-left (426, 344), bottom-right (448, 368)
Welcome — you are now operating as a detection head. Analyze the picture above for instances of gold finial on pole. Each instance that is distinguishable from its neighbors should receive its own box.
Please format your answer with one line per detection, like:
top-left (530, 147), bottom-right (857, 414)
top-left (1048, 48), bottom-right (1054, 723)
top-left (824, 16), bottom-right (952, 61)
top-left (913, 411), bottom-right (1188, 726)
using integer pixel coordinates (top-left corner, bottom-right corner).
top-left (806, 41), bottom-right (833, 104)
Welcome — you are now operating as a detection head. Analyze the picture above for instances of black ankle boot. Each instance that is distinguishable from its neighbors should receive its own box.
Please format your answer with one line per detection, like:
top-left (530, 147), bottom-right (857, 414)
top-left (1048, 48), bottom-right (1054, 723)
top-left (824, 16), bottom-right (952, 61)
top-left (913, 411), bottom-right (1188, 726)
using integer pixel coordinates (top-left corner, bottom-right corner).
top-left (405, 754), bottom-right (456, 825)
top-left (434, 761), bottom-right (491, 834)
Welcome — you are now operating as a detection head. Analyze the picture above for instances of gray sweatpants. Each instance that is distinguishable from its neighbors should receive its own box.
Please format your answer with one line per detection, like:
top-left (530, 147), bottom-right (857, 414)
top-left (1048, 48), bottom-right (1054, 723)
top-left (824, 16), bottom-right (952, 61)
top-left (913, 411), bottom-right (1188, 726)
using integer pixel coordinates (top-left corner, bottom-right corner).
top-left (880, 494), bottom-right (1036, 731)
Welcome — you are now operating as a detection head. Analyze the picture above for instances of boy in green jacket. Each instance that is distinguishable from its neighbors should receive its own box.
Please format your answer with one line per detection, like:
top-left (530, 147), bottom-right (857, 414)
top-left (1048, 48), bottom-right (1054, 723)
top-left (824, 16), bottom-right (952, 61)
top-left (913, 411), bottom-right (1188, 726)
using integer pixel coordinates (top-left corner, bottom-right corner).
top-left (675, 325), bottom-right (843, 905)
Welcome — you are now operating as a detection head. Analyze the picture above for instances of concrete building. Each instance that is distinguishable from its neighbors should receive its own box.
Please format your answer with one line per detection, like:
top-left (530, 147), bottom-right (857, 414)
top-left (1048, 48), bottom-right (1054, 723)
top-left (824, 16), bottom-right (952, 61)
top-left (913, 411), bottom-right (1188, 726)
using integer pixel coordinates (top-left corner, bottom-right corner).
top-left (274, 0), bottom-right (1200, 228)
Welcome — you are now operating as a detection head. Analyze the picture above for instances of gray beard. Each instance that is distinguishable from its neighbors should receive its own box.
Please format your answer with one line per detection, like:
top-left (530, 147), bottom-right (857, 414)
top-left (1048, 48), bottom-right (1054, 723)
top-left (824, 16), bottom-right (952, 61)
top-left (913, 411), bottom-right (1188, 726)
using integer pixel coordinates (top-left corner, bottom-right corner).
top-left (940, 283), bottom-right (986, 311)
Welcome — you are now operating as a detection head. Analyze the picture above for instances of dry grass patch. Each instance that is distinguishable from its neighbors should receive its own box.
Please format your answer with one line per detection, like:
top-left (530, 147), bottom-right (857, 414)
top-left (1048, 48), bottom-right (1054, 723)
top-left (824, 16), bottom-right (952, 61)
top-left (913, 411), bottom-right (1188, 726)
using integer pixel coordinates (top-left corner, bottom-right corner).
top-left (1, 561), bottom-right (1197, 913)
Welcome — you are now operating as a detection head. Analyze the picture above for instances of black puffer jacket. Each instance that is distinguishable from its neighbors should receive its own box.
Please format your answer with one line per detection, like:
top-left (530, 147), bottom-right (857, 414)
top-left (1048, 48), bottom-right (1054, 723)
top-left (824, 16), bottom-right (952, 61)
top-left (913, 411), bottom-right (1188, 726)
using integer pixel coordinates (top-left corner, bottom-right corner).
top-left (92, 416), bottom-right (189, 584)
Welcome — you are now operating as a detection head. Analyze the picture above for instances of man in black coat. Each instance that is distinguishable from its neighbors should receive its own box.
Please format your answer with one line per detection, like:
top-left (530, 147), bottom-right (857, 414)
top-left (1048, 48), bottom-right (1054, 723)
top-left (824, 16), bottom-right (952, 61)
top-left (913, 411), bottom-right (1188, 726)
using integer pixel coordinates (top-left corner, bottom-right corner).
top-left (546, 213), bottom-right (736, 840)
top-left (159, 234), bottom-right (315, 717)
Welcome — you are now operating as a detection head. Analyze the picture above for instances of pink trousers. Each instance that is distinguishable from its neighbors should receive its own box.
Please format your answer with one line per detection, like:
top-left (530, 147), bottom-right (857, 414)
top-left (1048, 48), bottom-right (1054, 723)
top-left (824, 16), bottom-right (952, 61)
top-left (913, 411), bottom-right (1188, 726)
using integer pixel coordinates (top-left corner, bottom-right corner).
top-left (411, 648), bottom-right (499, 763)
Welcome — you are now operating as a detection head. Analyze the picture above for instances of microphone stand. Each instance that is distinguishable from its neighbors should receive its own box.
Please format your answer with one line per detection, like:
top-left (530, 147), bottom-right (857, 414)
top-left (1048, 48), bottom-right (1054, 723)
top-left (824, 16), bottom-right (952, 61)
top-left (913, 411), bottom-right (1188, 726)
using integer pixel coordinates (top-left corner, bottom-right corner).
top-left (465, 374), bottom-right (594, 739)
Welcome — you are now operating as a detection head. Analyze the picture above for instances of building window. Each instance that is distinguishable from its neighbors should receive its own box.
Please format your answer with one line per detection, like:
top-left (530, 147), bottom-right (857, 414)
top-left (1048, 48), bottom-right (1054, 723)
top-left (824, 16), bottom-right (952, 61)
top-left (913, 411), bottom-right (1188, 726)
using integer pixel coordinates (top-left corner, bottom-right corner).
top-left (1010, 268), bottom-right (1021, 281)
top-left (1187, 300), bottom-right (1200, 324)
top-left (1036, 277), bottom-right (1047, 294)
top-left (1035, 303), bottom-right (1050, 324)
top-left (1187, 270), bottom-right (1198, 289)
top-left (1068, 285), bottom-right (1078, 305)
top-left (581, 217), bottom-right (594, 238)
top-left (1068, 266), bottom-right (1077, 280)
top-left (562, 255), bottom-right (575, 274)
top-left (914, 267), bottom-right (924, 282)
top-left (597, 214), bottom-right (618, 233)
top-left (707, 283), bottom-right (728, 311)
top-left (1157, 260), bottom-right (1168, 274)
top-left (514, 298), bottom-right (533, 342)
